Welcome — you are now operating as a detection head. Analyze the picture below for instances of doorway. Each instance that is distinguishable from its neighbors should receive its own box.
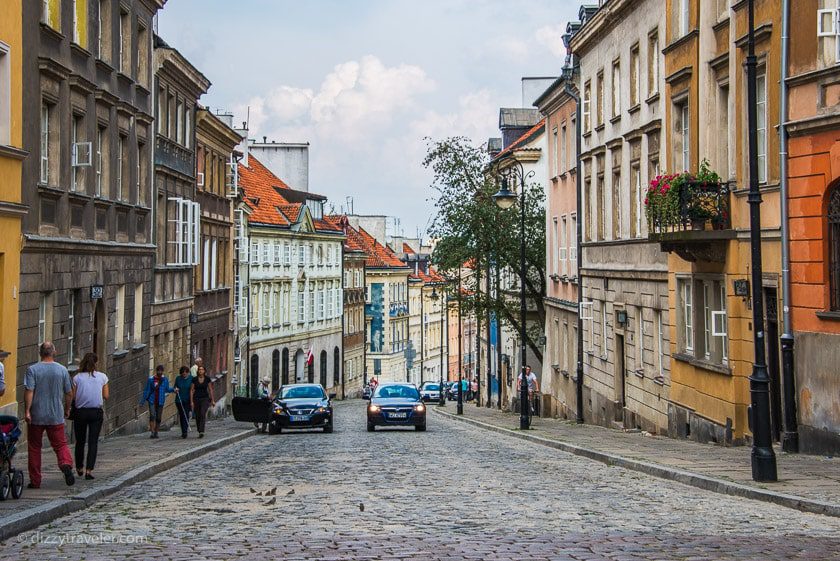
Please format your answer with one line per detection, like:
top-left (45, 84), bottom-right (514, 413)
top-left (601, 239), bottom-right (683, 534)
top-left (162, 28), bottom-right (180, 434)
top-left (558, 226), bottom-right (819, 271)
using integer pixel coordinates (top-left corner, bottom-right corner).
top-left (294, 349), bottom-right (305, 382)
top-left (93, 299), bottom-right (106, 357)
top-left (615, 333), bottom-right (626, 416)
top-left (764, 287), bottom-right (782, 443)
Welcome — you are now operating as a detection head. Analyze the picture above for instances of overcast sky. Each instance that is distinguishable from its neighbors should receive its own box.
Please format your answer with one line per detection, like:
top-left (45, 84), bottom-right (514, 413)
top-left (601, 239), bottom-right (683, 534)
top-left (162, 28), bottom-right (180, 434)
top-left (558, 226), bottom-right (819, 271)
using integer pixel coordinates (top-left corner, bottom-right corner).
top-left (158, 0), bottom-right (578, 237)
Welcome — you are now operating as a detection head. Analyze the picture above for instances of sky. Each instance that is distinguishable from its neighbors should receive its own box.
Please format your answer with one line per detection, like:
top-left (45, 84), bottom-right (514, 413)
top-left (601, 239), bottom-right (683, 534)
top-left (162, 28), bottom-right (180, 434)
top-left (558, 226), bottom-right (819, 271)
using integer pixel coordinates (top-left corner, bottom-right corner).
top-left (158, 0), bottom-right (578, 237)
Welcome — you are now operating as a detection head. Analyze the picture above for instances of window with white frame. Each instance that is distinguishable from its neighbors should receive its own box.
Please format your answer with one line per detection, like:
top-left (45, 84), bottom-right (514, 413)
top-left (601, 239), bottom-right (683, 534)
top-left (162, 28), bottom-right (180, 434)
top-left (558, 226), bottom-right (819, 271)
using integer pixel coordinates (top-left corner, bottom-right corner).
top-left (119, 9), bottom-right (129, 74)
top-left (262, 287), bottom-right (270, 327)
top-left (202, 238), bottom-right (210, 291)
top-left (560, 215), bottom-right (568, 276)
top-left (298, 291), bottom-right (305, 324)
top-left (583, 81), bottom-right (591, 132)
top-left (67, 290), bottom-right (77, 364)
top-left (596, 71), bottom-right (604, 126)
top-left (273, 241), bottom-right (282, 265)
top-left (676, 276), bottom-right (728, 366)
top-left (298, 243), bottom-right (305, 266)
top-left (308, 289), bottom-right (315, 323)
top-left (117, 135), bottom-right (127, 201)
top-left (166, 198), bottom-right (200, 266)
top-left (40, 101), bottom-right (55, 184)
top-left (756, 67), bottom-right (767, 184)
top-left (679, 0), bottom-right (690, 37)
top-left (133, 283), bottom-right (143, 345)
top-left (648, 30), bottom-right (660, 97)
top-left (676, 100), bottom-right (690, 171)
top-left (115, 285), bottom-right (125, 350)
top-left (569, 214), bottom-right (577, 277)
top-left (0, 42), bottom-right (10, 147)
top-left (262, 240), bottom-right (270, 265)
top-left (551, 217), bottom-right (558, 277)
top-left (250, 241), bottom-right (259, 265)
top-left (818, 3), bottom-right (840, 64)
top-left (632, 164), bottom-right (643, 238)
top-left (38, 292), bottom-right (53, 344)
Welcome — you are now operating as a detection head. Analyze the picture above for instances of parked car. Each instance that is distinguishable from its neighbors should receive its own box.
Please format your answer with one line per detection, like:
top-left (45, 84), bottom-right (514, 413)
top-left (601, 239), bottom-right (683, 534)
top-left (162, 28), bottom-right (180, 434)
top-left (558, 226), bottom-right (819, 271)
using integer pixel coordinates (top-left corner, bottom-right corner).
top-left (366, 383), bottom-right (426, 432)
top-left (362, 384), bottom-right (372, 400)
top-left (419, 382), bottom-right (442, 403)
top-left (232, 383), bottom-right (335, 434)
top-left (446, 382), bottom-right (461, 401)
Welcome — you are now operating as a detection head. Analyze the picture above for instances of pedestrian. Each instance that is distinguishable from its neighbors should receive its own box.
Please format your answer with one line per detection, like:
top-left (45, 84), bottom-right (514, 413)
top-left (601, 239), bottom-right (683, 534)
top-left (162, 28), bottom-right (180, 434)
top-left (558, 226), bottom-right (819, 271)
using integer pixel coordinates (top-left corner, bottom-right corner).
top-left (460, 376), bottom-right (468, 400)
top-left (71, 352), bottom-right (109, 480)
top-left (471, 377), bottom-right (478, 401)
top-left (0, 348), bottom-right (8, 397)
top-left (190, 357), bottom-right (203, 378)
top-left (516, 365), bottom-right (539, 414)
top-left (141, 365), bottom-right (175, 439)
top-left (256, 377), bottom-right (271, 433)
top-left (173, 366), bottom-right (193, 439)
top-left (23, 341), bottom-right (75, 488)
top-left (190, 365), bottom-right (215, 438)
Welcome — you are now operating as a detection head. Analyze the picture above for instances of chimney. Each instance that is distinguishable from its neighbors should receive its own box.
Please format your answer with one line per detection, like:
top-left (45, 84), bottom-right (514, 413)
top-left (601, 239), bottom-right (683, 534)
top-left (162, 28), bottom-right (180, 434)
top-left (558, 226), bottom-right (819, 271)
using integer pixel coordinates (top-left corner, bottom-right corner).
top-left (234, 120), bottom-right (250, 167)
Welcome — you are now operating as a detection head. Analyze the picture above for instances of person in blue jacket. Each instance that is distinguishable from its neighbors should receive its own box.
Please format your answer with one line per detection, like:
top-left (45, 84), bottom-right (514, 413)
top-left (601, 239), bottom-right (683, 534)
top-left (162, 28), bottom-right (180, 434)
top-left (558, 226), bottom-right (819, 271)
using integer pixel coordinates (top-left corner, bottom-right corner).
top-left (141, 365), bottom-right (176, 439)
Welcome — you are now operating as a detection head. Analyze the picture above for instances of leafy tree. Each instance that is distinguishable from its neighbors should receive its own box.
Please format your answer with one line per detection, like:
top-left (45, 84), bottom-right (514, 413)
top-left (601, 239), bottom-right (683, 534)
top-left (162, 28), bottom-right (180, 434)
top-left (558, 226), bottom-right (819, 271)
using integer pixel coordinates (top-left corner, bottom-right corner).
top-left (424, 136), bottom-right (546, 363)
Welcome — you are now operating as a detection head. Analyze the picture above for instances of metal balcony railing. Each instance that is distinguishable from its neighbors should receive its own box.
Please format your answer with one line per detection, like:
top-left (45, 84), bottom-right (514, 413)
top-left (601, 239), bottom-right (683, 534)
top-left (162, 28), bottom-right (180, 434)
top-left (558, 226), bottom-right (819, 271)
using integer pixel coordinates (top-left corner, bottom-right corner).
top-left (648, 179), bottom-right (732, 236)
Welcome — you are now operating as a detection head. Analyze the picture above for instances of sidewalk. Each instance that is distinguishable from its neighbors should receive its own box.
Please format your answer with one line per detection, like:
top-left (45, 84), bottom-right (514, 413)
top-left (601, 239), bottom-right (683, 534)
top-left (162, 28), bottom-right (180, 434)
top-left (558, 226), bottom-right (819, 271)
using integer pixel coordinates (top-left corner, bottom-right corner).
top-left (434, 405), bottom-right (840, 517)
top-left (0, 416), bottom-right (255, 542)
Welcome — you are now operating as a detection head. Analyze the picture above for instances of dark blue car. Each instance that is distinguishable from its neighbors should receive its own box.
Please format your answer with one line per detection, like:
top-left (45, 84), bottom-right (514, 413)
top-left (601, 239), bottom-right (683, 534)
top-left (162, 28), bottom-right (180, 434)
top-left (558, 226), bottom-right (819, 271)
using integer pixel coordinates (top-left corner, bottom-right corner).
top-left (366, 383), bottom-right (426, 432)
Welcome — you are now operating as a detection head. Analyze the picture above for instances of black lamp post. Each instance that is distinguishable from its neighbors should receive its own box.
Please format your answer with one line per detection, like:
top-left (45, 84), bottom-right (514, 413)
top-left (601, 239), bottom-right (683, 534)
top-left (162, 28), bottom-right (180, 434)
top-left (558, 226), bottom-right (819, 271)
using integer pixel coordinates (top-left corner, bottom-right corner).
top-left (745, 0), bottom-right (777, 482)
top-left (457, 271), bottom-right (464, 415)
top-left (493, 161), bottom-right (534, 430)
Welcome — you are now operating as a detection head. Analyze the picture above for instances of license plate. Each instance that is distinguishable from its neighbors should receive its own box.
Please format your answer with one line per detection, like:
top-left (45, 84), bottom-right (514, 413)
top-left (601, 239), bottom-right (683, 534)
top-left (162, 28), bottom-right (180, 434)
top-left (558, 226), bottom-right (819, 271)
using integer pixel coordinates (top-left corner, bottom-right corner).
top-left (389, 412), bottom-right (407, 419)
top-left (290, 415), bottom-right (311, 422)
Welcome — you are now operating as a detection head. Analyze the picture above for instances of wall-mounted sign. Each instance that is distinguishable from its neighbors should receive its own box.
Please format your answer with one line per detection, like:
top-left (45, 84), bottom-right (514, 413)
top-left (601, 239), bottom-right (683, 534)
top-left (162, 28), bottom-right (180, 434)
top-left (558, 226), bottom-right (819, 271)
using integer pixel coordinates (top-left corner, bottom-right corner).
top-left (90, 285), bottom-right (104, 300)
top-left (734, 279), bottom-right (750, 298)
top-left (189, 313), bottom-right (199, 324)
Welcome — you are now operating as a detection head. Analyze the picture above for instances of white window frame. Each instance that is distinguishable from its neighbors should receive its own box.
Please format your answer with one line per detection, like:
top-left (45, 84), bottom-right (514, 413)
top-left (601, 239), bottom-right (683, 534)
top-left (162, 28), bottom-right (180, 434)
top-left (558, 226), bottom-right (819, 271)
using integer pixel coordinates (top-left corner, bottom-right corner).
top-left (115, 285), bottom-right (125, 351)
top-left (250, 241), bottom-right (259, 266)
top-left (680, 278), bottom-right (694, 353)
top-left (68, 291), bottom-right (76, 364)
top-left (680, 101), bottom-right (690, 171)
top-left (633, 164), bottom-right (643, 237)
top-left (273, 241), bottom-right (282, 266)
top-left (202, 238), bottom-right (210, 291)
top-left (298, 291), bottom-right (305, 324)
top-left (559, 215), bottom-right (568, 276)
top-left (679, 0), bottom-right (690, 37)
top-left (756, 68), bottom-right (767, 184)
top-left (583, 82), bottom-right (591, 132)
top-left (167, 198), bottom-right (200, 266)
top-left (40, 102), bottom-right (50, 184)
top-left (649, 31), bottom-right (660, 96)
top-left (95, 127), bottom-right (103, 196)
top-left (818, 8), bottom-right (840, 63)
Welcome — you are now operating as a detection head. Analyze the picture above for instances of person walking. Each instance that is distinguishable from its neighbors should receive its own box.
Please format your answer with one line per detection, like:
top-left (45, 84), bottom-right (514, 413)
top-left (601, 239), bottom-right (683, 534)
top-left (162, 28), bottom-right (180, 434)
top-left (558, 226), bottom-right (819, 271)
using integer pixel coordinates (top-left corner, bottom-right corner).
top-left (71, 353), bottom-right (109, 480)
top-left (173, 366), bottom-right (193, 439)
top-left (0, 348), bottom-right (8, 397)
top-left (471, 378), bottom-right (479, 403)
top-left (23, 342), bottom-right (75, 488)
top-left (189, 357), bottom-right (203, 378)
top-left (141, 365), bottom-right (175, 439)
top-left (516, 365), bottom-right (539, 414)
top-left (190, 365), bottom-right (215, 438)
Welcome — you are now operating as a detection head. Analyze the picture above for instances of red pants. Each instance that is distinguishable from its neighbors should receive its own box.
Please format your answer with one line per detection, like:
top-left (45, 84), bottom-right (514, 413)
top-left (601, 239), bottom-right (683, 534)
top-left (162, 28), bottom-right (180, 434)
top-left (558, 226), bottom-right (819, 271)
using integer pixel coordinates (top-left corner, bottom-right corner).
top-left (27, 424), bottom-right (73, 487)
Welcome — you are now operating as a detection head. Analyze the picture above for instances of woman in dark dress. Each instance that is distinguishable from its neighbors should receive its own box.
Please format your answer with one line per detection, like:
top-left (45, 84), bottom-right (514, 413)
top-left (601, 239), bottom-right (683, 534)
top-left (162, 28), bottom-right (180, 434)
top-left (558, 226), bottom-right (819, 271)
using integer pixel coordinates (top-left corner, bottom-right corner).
top-left (190, 365), bottom-right (215, 438)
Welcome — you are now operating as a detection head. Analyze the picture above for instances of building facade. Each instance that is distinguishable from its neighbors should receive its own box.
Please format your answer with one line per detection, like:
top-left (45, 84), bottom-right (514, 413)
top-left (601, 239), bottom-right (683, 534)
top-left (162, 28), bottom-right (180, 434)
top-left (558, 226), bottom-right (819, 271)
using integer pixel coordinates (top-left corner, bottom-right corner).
top-left (785, 0), bottom-right (840, 453)
top-left (570, 0), bottom-right (671, 434)
top-left (18, 0), bottom-right (164, 434)
top-left (534, 68), bottom-right (580, 421)
top-left (660, 0), bottom-right (783, 445)
top-left (0, 0), bottom-right (25, 417)
top-left (150, 36), bottom-right (208, 401)
top-left (192, 108), bottom-right (240, 409)
top-left (238, 155), bottom-right (344, 397)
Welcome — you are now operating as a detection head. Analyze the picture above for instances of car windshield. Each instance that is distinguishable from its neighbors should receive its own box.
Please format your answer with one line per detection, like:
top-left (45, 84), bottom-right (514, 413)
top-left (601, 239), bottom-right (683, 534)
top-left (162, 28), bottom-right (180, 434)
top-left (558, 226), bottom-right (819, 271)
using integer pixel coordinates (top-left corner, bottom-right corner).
top-left (422, 384), bottom-right (440, 391)
top-left (374, 385), bottom-right (421, 400)
top-left (280, 386), bottom-right (325, 399)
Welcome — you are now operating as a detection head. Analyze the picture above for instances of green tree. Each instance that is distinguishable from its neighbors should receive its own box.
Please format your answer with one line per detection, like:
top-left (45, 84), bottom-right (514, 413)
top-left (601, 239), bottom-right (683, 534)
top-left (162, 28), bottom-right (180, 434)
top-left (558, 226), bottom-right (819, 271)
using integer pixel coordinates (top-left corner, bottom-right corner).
top-left (424, 136), bottom-right (546, 363)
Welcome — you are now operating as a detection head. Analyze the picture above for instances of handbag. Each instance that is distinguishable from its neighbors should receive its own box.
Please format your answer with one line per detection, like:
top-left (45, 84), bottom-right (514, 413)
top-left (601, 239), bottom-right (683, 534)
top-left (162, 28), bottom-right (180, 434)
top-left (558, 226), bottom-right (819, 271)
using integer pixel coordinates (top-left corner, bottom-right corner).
top-left (68, 400), bottom-right (77, 421)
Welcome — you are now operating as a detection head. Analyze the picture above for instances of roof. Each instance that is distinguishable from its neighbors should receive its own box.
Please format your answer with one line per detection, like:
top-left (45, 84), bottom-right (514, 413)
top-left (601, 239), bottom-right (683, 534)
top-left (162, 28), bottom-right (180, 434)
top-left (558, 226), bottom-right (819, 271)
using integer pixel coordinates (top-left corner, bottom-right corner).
top-left (410, 267), bottom-right (445, 284)
top-left (324, 215), bottom-right (408, 269)
top-left (402, 243), bottom-right (415, 255)
top-left (492, 118), bottom-right (546, 162)
top-left (499, 108), bottom-right (541, 128)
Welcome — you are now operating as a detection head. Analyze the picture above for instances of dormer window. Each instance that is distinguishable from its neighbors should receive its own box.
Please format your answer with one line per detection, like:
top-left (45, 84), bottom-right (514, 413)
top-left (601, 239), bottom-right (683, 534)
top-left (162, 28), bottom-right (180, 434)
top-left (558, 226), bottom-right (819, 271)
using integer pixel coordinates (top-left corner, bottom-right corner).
top-left (306, 199), bottom-right (324, 220)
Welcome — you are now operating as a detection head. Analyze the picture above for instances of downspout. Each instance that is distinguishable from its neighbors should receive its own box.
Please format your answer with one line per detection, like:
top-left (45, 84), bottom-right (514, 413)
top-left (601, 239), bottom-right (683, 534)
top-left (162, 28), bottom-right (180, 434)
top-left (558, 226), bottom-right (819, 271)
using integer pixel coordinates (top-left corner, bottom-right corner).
top-left (486, 258), bottom-right (492, 407)
top-left (341, 242), bottom-right (346, 399)
top-left (564, 74), bottom-right (584, 425)
top-left (779, 0), bottom-right (799, 452)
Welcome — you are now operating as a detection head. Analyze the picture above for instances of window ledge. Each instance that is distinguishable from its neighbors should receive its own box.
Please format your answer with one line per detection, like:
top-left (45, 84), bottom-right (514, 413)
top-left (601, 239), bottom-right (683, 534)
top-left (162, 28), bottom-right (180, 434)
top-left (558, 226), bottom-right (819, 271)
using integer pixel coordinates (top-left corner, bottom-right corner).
top-left (95, 58), bottom-right (115, 73)
top-left (583, 130), bottom-right (592, 139)
top-left (39, 22), bottom-right (65, 42)
top-left (628, 103), bottom-right (641, 115)
top-left (595, 123), bottom-right (605, 132)
top-left (652, 375), bottom-right (666, 386)
top-left (113, 349), bottom-right (129, 359)
top-left (70, 42), bottom-right (92, 58)
top-left (609, 115), bottom-right (622, 125)
top-left (37, 184), bottom-right (63, 198)
top-left (634, 369), bottom-right (645, 379)
top-left (673, 352), bottom-right (731, 375)
top-left (646, 92), bottom-right (660, 105)
top-left (816, 310), bottom-right (840, 322)
top-left (132, 343), bottom-right (147, 352)
top-left (116, 72), bottom-right (134, 86)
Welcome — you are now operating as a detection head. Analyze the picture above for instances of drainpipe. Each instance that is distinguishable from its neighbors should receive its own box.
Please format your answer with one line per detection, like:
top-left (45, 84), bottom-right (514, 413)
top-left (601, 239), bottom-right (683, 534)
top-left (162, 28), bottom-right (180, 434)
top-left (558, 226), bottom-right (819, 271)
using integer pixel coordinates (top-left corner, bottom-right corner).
top-left (563, 74), bottom-right (584, 425)
top-left (779, 0), bottom-right (799, 452)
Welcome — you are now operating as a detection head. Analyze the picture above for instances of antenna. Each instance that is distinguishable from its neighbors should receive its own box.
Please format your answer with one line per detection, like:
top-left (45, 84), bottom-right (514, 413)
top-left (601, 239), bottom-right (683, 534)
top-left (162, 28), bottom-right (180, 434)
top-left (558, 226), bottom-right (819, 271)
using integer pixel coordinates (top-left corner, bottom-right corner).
top-left (246, 106), bottom-right (251, 131)
top-left (346, 196), bottom-right (354, 215)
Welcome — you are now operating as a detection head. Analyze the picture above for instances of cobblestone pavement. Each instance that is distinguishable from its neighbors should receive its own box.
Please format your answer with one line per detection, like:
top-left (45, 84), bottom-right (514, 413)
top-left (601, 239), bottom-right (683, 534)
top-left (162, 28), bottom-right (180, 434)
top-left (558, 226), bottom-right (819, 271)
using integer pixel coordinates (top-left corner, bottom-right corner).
top-left (2, 400), bottom-right (839, 560)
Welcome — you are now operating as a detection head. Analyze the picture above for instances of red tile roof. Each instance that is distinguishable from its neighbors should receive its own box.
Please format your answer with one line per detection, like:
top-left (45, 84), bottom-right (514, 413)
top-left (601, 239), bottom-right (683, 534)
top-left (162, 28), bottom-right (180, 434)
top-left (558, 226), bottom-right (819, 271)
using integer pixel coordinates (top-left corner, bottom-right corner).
top-left (323, 215), bottom-right (407, 269)
top-left (492, 118), bottom-right (546, 162)
top-left (402, 243), bottom-right (415, 255)
top-left (324, 215), bottom-right (367, 252)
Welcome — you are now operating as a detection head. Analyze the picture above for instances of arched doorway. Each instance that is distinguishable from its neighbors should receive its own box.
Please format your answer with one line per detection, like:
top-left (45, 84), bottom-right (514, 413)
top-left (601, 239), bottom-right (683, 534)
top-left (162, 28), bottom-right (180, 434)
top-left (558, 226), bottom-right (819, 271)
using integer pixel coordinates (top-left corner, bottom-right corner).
top-left (319, 350), bottom-right (328, 387)
top-left (294, 349), bottom-right (305, 382)
top-left (271, 349), bottom-right (280, 391)
top-left (307, 360), bottom-right (314, 384)
top-left (333, 347), bottom-right (340, 386)
top-left (249, 354), bottom-right (259, 398)
top-left (281, 348), bottom-right (289, 385)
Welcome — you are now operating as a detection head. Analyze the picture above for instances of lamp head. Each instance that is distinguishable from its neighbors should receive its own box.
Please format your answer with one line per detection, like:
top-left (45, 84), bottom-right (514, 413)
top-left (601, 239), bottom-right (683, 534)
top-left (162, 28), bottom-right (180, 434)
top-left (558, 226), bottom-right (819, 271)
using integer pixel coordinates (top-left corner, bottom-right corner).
top-left (493, 178), bottom-right (517, 210)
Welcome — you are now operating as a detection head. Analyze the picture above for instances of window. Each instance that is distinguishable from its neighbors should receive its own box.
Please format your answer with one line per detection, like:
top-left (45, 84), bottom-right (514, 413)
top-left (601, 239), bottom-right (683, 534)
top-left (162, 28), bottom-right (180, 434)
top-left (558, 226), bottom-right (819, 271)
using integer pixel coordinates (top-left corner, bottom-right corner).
top-left (41, 0), bottom-right (61, 31)
top-left (630, 44), bottom-right (640, 107)
top-left (273, 241), bottom-right (282, 265)
top-left (679, 279), bottom-right (694, 352)
top-left (71, 115), bottom-right (83, 192)
top-left (596, 71), bottom-right (604, 126)
top-left (600, 301), bottom-right (608, 356)
top-left (569, 214), bottom-right (577, 277)
top-left (717, 82), bottom-right (730, 178)
top-left (756, 68), bottom-right (767, 184)
top-left (137, 23), bottom-right (149, 87)
top-left (166, 198), bottom-right (200, 266)
top-left (72, 0), bottom-right (87, 48)
top-left (656, 310), bottom-right (665, 375)
top-left (67, 290), bottom-right (77, 364)
top-left (202, 238), bottom-right (210, 291)
top-left (117, 135), bottom-right (127, 201)
top-left (596, 157), bottom-right (605, 241)
top-left (211, 239), bottom-right (217, 289)
top-left (38, 292), bottom-right (53, 344)
top-left (185, 107), bottom-right (192, 149)
top-left (133, 283), bottom-right (143, 346)
top-left (679, 0), bottom-right (690, 37)
top-left (298, 291), bottom-right (305, 323)
top-left (40, 101), bottom-right (56, 184)
top-left (115, 285), bottom-right (125, 350)
top-left (97, 0), bottom-right (110, 62)
top-left (583, 81), bottom-right (591, 132)
top-left (262, 240), bottom-right (270, 264)
top-left (250, 241), bottom-right (259, 266)
top-left (818, 4), bottom-right (840, 64)
top-left (551, 126), bottom-right (558, 177)
top-left (828, 186), bottom-right (840, 310)
top-left (262, 288), bottom-right (270, 327)
top-left (298, 243), bottom-right (305, 266)
top-left (612, 169), bottom-right (621, 239)
top-left (176, 101), bottom-right (184, 145)
top-left (551, 217), bottom-right (558, 277)
top-left (119, 9), bottom-right (130, 75)
top-left (157, 87), bottom-right (166, 134)
top-left (636, 307), bottom-right (645, 374)
top-left (284, 242), bottom-right (291, 265)
top-left (611, 60), bottom-right (621, 118)
top-left (560, 215), bottom-right (568, 276)
top-left (676, 100), bottom-right (690, 171)
top-left (0, 43), bottom-right (9, 146)
top-left (560, 123), bottom-right (567, 173)
top-left (648, 31), bottom-right (660, 97)
top-left (631, 164), bottom-right (643, 237)
top-left (137, 140), bottom-right (147, 205)
top-left (676, 276), bottom-right (728, 365)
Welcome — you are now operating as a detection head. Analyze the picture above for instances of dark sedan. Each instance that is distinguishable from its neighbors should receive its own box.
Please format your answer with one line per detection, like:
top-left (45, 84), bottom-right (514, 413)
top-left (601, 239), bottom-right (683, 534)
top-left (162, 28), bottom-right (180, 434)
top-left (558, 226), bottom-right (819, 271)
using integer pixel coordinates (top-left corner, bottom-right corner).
top-left (366, 383), bottom-right (426, 432)
top-left (232, 384), bottom-right (334, 434)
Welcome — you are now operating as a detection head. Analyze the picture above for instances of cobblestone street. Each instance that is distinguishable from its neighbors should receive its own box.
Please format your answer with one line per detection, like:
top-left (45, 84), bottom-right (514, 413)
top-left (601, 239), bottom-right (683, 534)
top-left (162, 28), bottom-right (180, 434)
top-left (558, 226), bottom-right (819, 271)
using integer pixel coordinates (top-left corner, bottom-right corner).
top-left (2, 400), bottom-right (839, 561)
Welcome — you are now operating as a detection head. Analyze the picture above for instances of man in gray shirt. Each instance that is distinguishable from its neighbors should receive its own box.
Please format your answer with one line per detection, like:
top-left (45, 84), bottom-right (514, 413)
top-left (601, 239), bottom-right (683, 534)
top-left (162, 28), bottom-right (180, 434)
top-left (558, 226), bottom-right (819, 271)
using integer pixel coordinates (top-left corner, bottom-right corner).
top-left (24, 342), bottom-right (75, 488)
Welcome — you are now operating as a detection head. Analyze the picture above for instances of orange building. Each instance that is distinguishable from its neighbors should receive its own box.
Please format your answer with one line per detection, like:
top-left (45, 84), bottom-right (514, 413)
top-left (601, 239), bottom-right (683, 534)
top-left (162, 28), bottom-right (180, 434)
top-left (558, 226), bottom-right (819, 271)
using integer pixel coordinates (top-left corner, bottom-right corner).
top-left (785, 0), bottom-right (840, 453)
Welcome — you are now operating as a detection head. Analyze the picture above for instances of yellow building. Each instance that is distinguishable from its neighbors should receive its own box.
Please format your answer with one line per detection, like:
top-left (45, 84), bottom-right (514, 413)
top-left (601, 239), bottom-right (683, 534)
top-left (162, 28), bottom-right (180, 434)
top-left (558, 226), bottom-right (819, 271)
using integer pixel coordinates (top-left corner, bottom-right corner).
top-left (660, 0), bottom-right (783, 445)
top-left (0, 0), bottom-right (25, 416)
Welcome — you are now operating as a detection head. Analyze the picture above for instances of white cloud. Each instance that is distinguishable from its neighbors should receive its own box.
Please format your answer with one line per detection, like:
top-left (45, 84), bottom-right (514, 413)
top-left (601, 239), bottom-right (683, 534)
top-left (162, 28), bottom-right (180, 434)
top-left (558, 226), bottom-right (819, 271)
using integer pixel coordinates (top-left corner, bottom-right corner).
top-left (535, 24), bottom-right (568, 59)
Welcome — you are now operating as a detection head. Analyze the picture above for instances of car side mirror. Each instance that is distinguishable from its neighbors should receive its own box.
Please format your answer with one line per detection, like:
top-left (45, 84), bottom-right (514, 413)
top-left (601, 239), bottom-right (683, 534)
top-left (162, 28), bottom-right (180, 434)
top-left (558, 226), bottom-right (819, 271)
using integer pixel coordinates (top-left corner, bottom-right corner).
top-left (328, 393), bottom-right (337, 400)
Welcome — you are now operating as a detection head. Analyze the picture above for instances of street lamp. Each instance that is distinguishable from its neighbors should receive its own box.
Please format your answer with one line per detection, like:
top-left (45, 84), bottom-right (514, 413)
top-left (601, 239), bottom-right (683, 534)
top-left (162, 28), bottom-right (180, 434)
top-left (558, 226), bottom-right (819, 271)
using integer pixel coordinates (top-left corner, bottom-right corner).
top-left (493, 163), bottom-right (534, 430)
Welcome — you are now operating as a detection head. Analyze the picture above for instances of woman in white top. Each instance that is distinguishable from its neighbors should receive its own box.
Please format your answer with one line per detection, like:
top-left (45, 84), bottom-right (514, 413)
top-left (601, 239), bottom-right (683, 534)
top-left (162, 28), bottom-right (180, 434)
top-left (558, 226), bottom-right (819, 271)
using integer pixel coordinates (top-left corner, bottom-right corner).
top-left (71, 353), bottom-right (109, 480)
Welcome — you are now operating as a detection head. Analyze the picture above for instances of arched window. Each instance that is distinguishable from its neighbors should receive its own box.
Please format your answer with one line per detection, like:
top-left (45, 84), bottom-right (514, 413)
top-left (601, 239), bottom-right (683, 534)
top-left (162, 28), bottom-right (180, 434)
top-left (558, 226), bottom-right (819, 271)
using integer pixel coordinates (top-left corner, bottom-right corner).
top-left (281, 348), bottom-right (289, 385)
top-left (271, 349), bottom-right (280, 390)
top-left (830, 186), bottom-right (840, 311)
top-left (249, 355), bottom-right (259, 398)
top-left (319, 350), bottom-right (328, 387)
top-left (333, 347), bottom-right (341, 386)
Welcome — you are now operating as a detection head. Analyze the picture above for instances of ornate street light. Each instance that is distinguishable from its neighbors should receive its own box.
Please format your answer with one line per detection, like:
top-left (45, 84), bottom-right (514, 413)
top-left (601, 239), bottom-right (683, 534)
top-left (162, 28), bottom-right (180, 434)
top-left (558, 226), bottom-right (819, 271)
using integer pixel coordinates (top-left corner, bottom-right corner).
top-left (492, 160), bottom-right (534, 430)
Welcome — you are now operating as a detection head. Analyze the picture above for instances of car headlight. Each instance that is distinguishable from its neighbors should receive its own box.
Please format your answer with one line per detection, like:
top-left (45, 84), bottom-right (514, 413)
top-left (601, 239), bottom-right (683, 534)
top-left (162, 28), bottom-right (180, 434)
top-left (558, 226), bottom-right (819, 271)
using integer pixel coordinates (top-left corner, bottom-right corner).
top-left (316, 406), bottom-right (329, 413)
top-left (414, 404), bottom-right (426, 412)
top-left (368, 404), bottom-right (381, 413)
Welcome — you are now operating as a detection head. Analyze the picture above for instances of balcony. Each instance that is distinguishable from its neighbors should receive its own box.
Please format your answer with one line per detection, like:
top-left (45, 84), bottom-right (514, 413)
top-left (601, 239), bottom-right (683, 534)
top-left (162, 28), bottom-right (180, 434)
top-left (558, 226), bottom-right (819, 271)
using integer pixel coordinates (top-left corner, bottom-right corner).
top-left (646, 165), bottom-right (734, 263)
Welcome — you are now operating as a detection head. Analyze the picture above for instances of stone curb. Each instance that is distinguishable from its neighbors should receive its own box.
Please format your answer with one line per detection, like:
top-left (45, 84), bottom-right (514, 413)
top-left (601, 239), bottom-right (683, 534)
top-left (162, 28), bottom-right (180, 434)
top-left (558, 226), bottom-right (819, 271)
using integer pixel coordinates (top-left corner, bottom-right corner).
top-left (433, 408), bottom-right (840, 519)
top-left (0, 427), bottom-right (257, 543)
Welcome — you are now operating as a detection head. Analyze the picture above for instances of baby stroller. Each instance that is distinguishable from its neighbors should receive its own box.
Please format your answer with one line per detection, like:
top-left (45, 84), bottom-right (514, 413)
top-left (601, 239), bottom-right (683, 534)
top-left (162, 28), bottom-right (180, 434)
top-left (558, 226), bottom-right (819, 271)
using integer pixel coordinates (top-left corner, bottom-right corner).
top-left (0, 415), bottom-right (24, 500)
